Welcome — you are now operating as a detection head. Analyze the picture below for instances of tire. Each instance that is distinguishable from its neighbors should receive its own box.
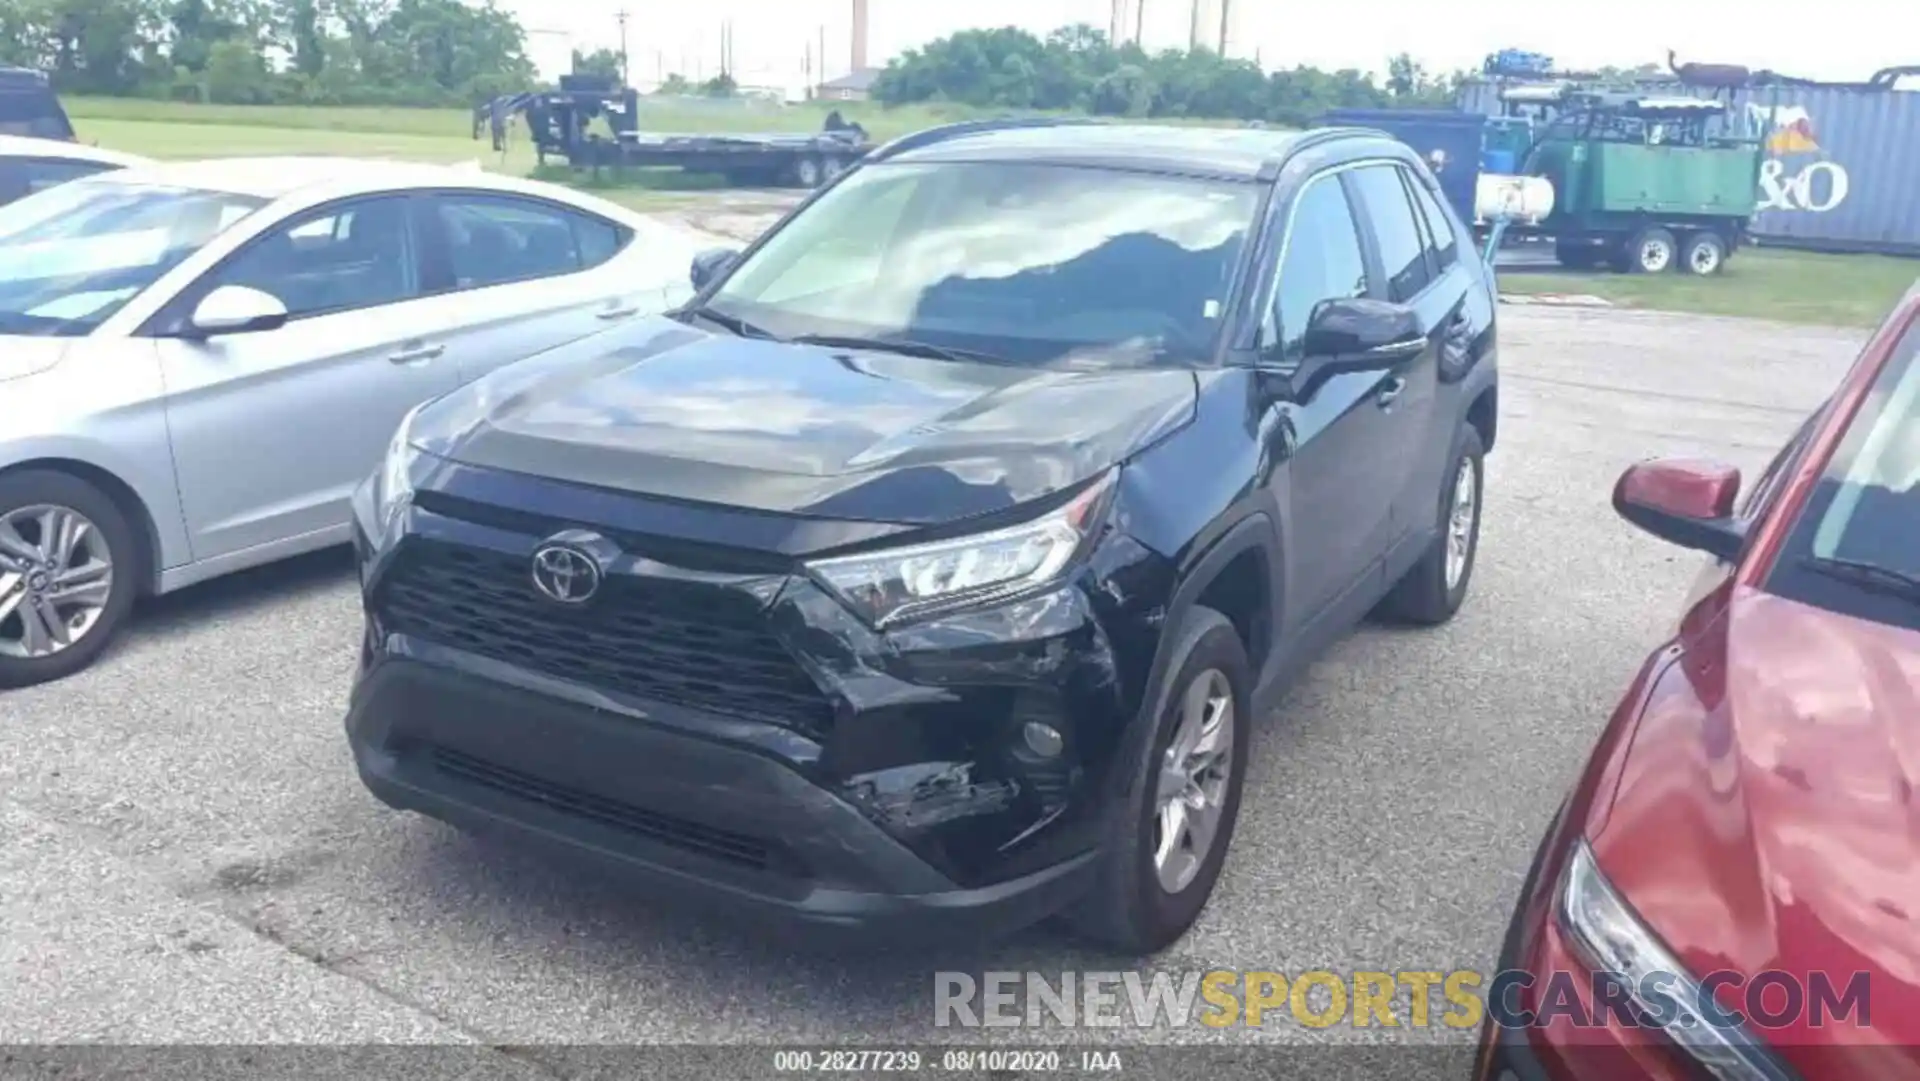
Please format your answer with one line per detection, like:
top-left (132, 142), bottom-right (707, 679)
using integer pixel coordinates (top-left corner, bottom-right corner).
top-left (1064, 605), bottom-right (1251, 955)
top-left (1625, 226), bottom-right (1677, 274)
top-left (1680, 231), bottom-right (1727, 276)
top-left (1554, 240), bottom-right (1599, 270)
top-left (791, 156), bottom-right (824, 189)
top-left (0, 469), bottom-right (138, 689)
top-left (1379, 425), bottom-right (1486, 626)
top-left (821, 155), bottom-right (847, 183)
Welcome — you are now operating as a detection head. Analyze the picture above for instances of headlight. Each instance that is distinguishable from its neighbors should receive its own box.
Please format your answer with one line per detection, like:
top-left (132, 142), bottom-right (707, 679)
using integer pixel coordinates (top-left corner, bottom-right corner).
top-left (375, 403), bottom-right (427, 524)
top-left (1558, 841), bottom-right (1796, 1081)
top-left (806, 471), bottom-right (1114, 629)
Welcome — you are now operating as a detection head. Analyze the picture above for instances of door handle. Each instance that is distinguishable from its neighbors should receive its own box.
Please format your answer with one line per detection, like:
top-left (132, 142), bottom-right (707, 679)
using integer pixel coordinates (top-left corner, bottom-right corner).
top-left (1375, 376), bottom-right (1407, 408)
top-left (597, 302), bottom-right (641, 320)
top-left (388, 344), bottom-right (444, 365)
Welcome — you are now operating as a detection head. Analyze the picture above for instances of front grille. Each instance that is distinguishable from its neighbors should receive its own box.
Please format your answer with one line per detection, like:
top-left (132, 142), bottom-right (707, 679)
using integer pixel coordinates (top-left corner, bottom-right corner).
top-left (377, 540), bottom-right (835, 736)
top-left (428, 746), bottom-right (784, 871)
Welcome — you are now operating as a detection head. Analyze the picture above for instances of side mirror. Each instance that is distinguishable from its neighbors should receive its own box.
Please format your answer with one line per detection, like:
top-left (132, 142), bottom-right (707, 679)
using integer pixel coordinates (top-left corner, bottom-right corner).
top-left (1613, 457), bottom-right (1746, 560)
top-left (1300, 297), bottom-right (1423, 359)
top-left (689, 247), bottom-right (741, 291)
top-left (188, 285), bottom-right (288, 338)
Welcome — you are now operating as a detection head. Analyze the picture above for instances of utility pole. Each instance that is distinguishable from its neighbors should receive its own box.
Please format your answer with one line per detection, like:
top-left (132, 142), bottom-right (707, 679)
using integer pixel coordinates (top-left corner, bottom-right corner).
top-left (615, 8), bottom-right (630, 86)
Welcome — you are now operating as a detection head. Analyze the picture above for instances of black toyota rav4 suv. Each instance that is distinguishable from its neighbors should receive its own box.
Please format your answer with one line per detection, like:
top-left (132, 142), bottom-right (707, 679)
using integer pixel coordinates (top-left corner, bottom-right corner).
top-left (346, 120), bottom-right (1499, 954)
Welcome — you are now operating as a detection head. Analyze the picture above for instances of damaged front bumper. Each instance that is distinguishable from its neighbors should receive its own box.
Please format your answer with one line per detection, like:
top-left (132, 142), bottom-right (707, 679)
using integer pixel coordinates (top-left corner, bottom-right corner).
top-left (345, 476), bottom-right (1165, 940)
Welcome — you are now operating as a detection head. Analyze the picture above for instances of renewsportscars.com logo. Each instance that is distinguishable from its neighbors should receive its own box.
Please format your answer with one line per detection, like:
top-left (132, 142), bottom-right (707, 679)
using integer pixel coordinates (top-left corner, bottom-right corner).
top-left (934, 970), bottom-right (1871, 1031)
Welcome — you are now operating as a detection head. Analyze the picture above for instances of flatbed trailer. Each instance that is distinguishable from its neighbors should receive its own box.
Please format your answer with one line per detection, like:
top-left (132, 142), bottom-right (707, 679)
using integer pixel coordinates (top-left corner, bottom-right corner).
top-left (564, 128), bottom-right (871, 188)
top-left (476, 75), bottom-right (874, 189)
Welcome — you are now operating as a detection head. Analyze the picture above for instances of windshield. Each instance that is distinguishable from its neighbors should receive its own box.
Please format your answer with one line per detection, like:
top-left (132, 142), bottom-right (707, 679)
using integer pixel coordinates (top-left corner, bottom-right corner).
top-left (0, 178), bottom-right (266, 337)
top-left (701, 161), bottom-right (1260, 367)
top-left (1767, 306), bottom-right (1920, 631)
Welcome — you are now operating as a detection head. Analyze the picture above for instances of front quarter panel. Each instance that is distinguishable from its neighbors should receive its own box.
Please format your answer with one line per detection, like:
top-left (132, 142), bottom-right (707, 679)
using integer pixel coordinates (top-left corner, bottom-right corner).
top-left (0, 338), bottom-right (188, 585)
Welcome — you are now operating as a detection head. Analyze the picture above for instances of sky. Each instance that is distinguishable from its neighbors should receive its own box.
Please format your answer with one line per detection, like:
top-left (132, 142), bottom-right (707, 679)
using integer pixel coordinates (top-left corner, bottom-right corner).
top-left (498, 0), bottom-right (1916, 91)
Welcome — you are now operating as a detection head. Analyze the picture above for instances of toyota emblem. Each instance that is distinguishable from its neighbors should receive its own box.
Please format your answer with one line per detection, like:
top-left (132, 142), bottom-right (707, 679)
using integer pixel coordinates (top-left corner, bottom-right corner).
top-left (530, 544), bottom-right (602, 604)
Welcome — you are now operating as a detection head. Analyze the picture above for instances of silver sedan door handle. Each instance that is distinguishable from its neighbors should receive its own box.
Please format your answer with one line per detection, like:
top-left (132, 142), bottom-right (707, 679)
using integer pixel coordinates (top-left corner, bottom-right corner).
top-left (388, 344), bottom-right (444, 365)
top-left (597, 304), bottom-right (641, 321)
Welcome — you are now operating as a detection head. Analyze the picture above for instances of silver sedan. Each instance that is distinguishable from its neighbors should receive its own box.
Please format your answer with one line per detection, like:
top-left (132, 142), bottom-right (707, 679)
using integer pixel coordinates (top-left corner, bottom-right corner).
top-left (0, 155), bottom-right (709, 687)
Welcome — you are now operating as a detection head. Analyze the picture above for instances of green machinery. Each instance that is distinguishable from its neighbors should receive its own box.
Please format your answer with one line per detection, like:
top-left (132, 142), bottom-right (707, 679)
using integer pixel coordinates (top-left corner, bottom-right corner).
top-left (1491, 85), bottom-right (1767, 275)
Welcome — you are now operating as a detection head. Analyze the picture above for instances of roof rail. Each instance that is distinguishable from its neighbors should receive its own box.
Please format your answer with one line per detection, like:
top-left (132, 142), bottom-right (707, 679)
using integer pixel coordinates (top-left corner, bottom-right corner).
top-left (1252, 125), bottom-right (1386, 177)
top-left (865, 116), bottom-right (1108, 163)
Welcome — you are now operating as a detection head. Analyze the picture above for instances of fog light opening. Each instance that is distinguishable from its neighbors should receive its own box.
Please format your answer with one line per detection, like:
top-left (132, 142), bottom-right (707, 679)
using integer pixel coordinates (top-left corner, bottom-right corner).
top-left (1022, 721), bottom-right (1064, 759)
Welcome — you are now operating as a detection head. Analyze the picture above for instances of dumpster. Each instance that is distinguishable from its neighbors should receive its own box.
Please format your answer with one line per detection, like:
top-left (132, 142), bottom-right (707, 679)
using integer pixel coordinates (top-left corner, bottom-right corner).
top-left (1317, 107), bottom-right (1488, 226)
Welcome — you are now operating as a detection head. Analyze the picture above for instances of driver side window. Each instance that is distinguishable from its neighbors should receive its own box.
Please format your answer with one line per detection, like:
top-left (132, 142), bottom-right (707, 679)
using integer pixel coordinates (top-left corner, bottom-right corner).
top-left (1264, 174), bottom-right (1370, 364)
top-left (204, 196), bottom-right (420, 321)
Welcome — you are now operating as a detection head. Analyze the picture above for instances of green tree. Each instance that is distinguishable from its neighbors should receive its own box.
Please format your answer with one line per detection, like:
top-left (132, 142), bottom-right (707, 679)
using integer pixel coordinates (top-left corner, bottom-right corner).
top-left (872, 22), bottom-right (1467, 125)
top-left (202, 34), bottom-right (269, 101)
top-left (572, 47), bottom-right (622, 80)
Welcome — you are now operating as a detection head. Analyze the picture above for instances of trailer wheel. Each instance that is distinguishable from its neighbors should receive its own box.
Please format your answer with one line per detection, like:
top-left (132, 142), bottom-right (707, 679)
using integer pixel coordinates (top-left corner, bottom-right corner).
top-left (821, 155), bottom-right (847, 183)
top-left (791, 156), bottom-right (825, 189)
top-left (1679, 231), bottom-right (1728, 276)
top-left (1626, 227), bottom-right (1677, 274)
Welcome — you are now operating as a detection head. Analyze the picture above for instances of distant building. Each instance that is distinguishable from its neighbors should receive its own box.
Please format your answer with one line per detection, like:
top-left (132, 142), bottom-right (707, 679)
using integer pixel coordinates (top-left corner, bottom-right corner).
top-left (817, 67), bottom-right (880, 102)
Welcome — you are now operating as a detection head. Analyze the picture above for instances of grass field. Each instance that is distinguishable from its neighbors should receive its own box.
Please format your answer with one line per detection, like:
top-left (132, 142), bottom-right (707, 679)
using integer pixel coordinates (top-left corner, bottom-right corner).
top-left (65, 94), bottom-right (981, 213)
top-left (65, 96), bottom-right (1920, 327)
top-left (1499, 247), bottom-right (1917, 328)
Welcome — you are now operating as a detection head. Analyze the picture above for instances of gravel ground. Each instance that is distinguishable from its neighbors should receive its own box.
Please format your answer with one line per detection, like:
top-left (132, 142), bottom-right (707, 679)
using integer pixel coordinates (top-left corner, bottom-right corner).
top-left (0, 194), bottom-right (1870, 1076)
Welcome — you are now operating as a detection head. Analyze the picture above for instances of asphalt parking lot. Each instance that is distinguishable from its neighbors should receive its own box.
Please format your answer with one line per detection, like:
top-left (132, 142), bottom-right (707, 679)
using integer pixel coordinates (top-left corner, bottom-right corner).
top-left (0, 196), bottom-right (1869, 1065)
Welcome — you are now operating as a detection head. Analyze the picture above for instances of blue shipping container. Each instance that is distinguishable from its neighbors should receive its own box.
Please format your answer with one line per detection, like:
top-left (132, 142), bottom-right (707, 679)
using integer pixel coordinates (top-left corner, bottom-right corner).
top-left (1457, 79), bottom-right (1920, 256)
top-left (1317, 108), bottom-right (1487, 227)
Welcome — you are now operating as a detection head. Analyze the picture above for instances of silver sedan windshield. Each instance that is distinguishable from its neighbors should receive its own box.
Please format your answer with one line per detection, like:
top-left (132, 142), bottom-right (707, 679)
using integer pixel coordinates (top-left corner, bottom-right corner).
top-left (0, 179), bottom-right (266, 337)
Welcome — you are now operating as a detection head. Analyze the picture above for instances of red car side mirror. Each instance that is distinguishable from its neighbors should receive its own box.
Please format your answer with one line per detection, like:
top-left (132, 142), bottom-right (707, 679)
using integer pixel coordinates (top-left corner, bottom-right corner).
top-left (1612, 457), bottom-right (1746, 560)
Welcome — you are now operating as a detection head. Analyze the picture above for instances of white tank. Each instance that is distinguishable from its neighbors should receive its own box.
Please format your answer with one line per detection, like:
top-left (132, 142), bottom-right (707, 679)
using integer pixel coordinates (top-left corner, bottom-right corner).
top-left (1475, 173), bottom-right (1556, 225)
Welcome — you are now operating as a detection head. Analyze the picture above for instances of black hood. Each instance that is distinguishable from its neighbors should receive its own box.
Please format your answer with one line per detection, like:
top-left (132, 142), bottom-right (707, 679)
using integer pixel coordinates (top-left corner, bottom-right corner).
top-left (410, 318), bottom-right (1197, 525)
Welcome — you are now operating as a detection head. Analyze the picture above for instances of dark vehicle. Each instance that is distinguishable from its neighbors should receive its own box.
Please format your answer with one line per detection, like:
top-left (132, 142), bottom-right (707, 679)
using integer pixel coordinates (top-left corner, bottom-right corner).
top-left (474, 75), bottom-right (871, 189)
top-left (0, 67), bottom-right (74, 141)
top-left (345, 120), bottom-right (1501, 953)
top-left (1477, 282), bottom-right (1920, 1079)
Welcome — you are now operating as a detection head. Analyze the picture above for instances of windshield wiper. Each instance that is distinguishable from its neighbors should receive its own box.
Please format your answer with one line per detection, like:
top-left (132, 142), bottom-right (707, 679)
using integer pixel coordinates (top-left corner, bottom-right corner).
top-left (678, 304), bottom-right (779, 340)
top-left (1798, 555), bottom-right (1920, 605)
top-left (786, 332), bottom-right (1006, 365)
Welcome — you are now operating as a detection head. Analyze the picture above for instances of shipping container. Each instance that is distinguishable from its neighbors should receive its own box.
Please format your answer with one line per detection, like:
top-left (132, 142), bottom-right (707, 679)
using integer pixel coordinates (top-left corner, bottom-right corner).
top-left (1457, 78), bottom-right (1920, 256)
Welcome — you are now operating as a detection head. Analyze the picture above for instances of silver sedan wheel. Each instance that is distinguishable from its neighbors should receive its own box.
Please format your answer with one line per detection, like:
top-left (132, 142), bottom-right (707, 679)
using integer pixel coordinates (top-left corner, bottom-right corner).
top-left (1444, 458), bottom-right (1478, 591)
top-left (1154, 668), bottom-right (1235, 894)
top-left (0, 504), bottom-right (115, 660)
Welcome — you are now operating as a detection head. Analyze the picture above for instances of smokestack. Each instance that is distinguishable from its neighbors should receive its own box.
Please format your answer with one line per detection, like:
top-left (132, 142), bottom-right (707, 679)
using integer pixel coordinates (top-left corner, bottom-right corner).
top-left (850, 0), bottom-right (869, 72)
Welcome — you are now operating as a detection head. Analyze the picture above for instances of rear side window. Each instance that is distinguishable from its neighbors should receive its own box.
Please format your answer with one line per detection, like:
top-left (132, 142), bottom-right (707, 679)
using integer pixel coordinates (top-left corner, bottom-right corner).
top-left (433, 193), bottom-right (631, 291)
top-left (0, 89), bottom-right (73, 139)
top-left (1405, 171), bottom-right (1460, 272)
top-left (1347, 165), bottom-right (1432, 301)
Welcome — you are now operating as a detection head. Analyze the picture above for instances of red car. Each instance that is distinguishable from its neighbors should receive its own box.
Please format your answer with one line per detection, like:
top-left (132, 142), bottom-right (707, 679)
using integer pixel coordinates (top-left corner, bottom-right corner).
top-left (1479, 282), bottom-right (1920, 1081)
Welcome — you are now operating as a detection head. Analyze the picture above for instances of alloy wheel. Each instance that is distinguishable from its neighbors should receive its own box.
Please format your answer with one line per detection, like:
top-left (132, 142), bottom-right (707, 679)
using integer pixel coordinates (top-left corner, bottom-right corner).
top-left (0, 504), bottom-right (115, 660)
top-left (1153, 668), bottom-right (1235, 894)
top-left (1444, 458), bottom-right (1478, 591)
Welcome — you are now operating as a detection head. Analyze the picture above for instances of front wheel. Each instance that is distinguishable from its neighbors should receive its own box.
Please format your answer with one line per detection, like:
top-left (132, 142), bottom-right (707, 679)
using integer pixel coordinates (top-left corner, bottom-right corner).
top-left (0, 470), bottom-right (138, 688)
top-left (1379, 426), bottom-right (1485, 625)
top-left (1064, 605), bottom-right (1251, 955)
